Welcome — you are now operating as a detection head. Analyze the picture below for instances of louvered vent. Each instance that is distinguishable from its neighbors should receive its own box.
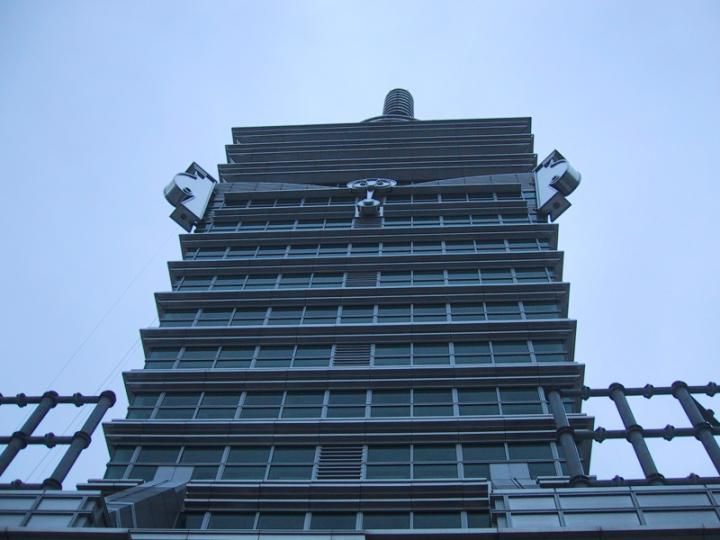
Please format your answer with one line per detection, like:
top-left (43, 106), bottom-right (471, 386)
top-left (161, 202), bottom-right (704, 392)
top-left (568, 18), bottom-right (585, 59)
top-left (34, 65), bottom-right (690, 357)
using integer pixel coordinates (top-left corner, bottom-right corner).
top-left (317, 445), bottom-right (363, 480)
top-left (333, 343), bottom-right (371, 366)
top-left (345, 272), bottom-right (378, 288)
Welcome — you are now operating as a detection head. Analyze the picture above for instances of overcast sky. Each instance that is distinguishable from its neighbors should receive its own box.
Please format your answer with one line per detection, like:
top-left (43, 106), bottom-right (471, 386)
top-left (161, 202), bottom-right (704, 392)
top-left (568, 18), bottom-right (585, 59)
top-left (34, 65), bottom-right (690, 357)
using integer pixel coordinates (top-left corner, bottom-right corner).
top-left (1, 0), bottom-right (718, 487)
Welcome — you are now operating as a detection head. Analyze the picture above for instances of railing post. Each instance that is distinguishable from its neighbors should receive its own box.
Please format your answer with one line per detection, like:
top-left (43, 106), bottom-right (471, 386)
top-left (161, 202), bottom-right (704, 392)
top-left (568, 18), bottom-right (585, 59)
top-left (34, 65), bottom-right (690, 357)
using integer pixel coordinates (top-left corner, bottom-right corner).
top-left (608, 383), bottom-right (663, 483)
top-left (546, 389), bottom-right (588, 485)
top-left (44, 391), bottom-right (116, 489)
top-left (671, 381), bottom-right (720, 474)
top-left (0, 391), bottom-right (58, 477)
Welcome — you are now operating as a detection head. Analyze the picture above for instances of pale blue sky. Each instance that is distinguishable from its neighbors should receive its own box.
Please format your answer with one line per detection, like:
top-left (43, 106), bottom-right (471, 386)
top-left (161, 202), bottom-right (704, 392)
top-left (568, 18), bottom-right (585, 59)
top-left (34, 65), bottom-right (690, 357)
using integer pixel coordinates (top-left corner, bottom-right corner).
top-left (1, 0), bottom-right (718, 486)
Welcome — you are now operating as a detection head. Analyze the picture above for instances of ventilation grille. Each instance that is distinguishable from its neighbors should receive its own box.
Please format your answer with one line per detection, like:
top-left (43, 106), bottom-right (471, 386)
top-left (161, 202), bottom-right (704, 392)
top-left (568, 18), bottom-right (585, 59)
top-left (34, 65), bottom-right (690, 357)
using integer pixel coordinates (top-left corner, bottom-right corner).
top-left (333, 343), bottom-right (371, 366)
top-left (345, 272), bottom-right (377, 288)
top-left (317, 445), bottom-right (363, 480)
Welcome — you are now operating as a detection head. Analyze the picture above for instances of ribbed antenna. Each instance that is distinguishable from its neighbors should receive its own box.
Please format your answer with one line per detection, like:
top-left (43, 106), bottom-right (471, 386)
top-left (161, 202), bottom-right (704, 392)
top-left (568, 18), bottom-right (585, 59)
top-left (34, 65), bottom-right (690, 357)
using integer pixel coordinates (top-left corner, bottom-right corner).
top-left (383, 89), bottom-right (414, 118)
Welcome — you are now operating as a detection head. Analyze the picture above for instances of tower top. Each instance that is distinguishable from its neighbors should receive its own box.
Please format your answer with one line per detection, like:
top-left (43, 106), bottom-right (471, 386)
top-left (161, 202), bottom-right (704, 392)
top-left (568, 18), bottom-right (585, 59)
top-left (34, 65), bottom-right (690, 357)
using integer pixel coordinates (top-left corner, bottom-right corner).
top-left (365, 88), bottom-right (416, 122)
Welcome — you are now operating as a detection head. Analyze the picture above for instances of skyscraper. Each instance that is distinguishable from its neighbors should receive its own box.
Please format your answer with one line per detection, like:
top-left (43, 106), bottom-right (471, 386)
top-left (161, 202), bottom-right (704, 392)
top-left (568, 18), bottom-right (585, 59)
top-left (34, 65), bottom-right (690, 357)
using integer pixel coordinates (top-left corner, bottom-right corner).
top-left (1, 89), bottom-right (718, 537)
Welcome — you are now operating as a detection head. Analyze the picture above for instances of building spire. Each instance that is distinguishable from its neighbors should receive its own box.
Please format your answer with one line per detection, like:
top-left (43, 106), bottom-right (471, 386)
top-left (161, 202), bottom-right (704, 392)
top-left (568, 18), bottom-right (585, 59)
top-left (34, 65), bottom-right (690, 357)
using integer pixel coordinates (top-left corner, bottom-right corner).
top-left (383, 88), bottom-right (414, 118)
top-left (364, 88), bottom-right (416, 122)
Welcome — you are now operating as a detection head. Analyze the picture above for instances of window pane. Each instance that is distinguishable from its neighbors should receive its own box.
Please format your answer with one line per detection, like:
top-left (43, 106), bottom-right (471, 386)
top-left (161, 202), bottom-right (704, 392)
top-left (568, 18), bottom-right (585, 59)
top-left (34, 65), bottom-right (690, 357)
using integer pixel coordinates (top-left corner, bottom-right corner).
top-left (271, 447), bottom-right (316, 463)
top-left (414, 512), bottom-right (461, 528)
top-left (227, 447), bottom-right (270, 463)
top-left (180, 447), bottom-right (224, 463)
top-left (208, 513), bottom-right (255, 529)
top-left (508, 443), bottom-right (553, 459)
top-left (363, 512), bottom-right (410, 529)
top-left (257, 512), bottom-right (305, 530)
top-left (463, 444), bottom-right (506, 461)
top-left (311, 513), bottom-right (356, 530)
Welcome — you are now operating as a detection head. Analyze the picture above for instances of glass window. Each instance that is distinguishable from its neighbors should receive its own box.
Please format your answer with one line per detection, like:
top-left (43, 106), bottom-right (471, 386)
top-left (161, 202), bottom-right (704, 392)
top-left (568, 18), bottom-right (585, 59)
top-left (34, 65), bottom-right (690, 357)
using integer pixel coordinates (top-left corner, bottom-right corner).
top-left (379, 271), bottom-right (411, 287)
top-left (414, 271), bottom-right (444, 285)
top-left (413, 444), bottom-right (458, 479)
top-left (226, 246), bottom-right (257, 259)
top-left (363, 512), bottom-right (410, 529)
top-left (180, 447), bottom-right (224, 463)
top-left (381, 242), bottom-right (411, 255)
top-left (507, 496), bottom-right (556, 510)
top-left (327, 391), bottom-right (366, 418)
top-left (637, 493), bottom-right (711, 507)
top-left (311, 273), bottom-right (344, 288)
top-left (282, 392), bottom-right (324, 418)
top-left (447, 270), bottom-right (479, 284)
top-left (493, 341), bottom-right (531, 363)
top-left (412, 242), bottom-right (442, 254)
top-left (195, 248), bottom-right (227, 259)
top-left (508, 443), bottom-right (553, 460)
top-left (240, 392), bottom-right (282, 418)
top-left (289, 245), bottom-right (319, 257)
top-left (35, 498), bottom-right (81, 511)
top-left (510, 514), bottom-right (560, 527)
top-left (366, 446), bottom-right (410, 479)
top-left (341, 305), bottom-right (374, 324)
top-left (451, 303), bottom-right (485, 321)
top-left (255, 346), bottom-right (293, 368)
top-left (413, 342), bottom-right (450, 365)
top-left (468, 511), bottom-right (491, 528)
top-left (224, 447), bottom-right (269, 480)
top-left (377, 305), bottom-right (410, 323)
top-left (310, 512), bottom-right (356, 530)
top-left (643, 510), bottom-right (719, 526)
top-left (533, 340), bottom-right (567, 362)
top-left (213, 276), bottom-right (245, 290)
top-left (216, 346), bottom-right (253, 368)
top-left (351, 243), bottom-right (379, 255)
top-left (208, 513), bottom-right (255, 529)
top-left (523, 301), bottom-right (560, 319)
top-left (196, 308), bottom-right (233, 326)
top-left (160, 310), bottom-right (196, 327)
top-left (457, 389), bottom-right (499, 415)
top-left (485, 302), bottom-right (522, 320)
top-left (257, 512), bottom-right (305, 530)
top-left (177, 276), bottom-right (212, 291)
top-left (414, 512), bottom-right (461, 528)
top-left (136, 446), bottom-right (180, 463)
top-left (230, 308), bottom-right (267, 326)
top-left (559, 495), bottom-right (634, 509)
top-left (413, 389), bottom-right (453, 416)
top-left (516, 268), bottom-right (550, 283)
top-left (476, 241), bottom-right (506, 252)
top-left (146, 348), bottom-right (178, 369)
top-left (293, 345), bottom-right (330, 367)
top-left (197, 394), bottom-right (240, 419)
top-left (413, 304), bottom-right (447, 322)
top-left (267, 447), bottom-right (315, 480)
top-left (371, 390), bottom-right (411, 417)
top-left (244, 275), bottom-right (277, 289)
top-left (278, 274), bottom-right (311, 288)
top-left (178, 347), bottom-right (216, 368)
top-left (25, 514), bottom-right (73, 528)
top-left (463, 444), bottom-right (507, 461)
top-left (454, 342), bottom-right (492, 364)
top-left (303, 306), bottom-right (338, 324)
top-left (481, 269), bottom-right (513, 283)
top-left (443, 214), bottom-right (471, 226)
top-left (257, 246), bottom-right (287, 258)
top-left (564, 512), bottom-right (639, 527)
top-left (267, 307), bottom-right (302, 325)
top-left (374, 343), bottom-right (411, 366)
top-left (318, 243), bottom-right (348, 256)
